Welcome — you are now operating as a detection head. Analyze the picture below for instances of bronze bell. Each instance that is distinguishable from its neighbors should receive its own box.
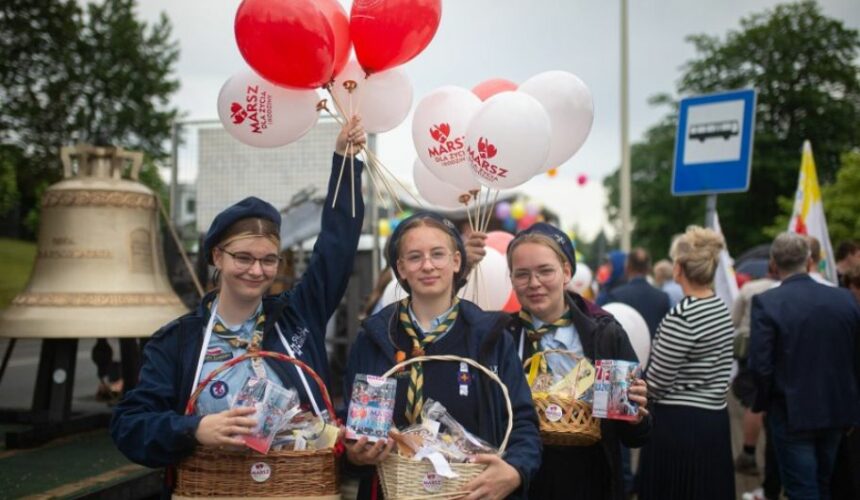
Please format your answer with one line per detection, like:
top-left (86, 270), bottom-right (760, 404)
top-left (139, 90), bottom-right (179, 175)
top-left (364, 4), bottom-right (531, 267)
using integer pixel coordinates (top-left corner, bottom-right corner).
top-left (0, 144), bottom-right (187, 338)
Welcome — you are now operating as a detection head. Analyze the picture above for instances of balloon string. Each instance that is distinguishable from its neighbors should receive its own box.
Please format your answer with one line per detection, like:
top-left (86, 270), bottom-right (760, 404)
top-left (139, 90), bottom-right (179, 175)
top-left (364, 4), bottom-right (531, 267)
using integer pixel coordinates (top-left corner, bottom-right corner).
top-left (484, 190), bottom-right (500, 232)
top-left (362, 146), bottom-right (423, 208)
top-left (462, 196), bottom-right (475, 233)
top-left (326, 86), bottom-right (349, 121)
top-left (362, 154), bottom-right (390, 209)
top-left (332, 144), bottom-right (349, 209)
top-left (359, 149), bottom-right (403, 213)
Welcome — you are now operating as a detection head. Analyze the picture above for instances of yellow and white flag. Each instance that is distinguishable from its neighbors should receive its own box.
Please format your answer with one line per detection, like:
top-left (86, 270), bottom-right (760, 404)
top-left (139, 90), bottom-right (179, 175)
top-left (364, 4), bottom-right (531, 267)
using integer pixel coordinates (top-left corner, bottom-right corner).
top-left (788, 140), bottom-right (836, 283)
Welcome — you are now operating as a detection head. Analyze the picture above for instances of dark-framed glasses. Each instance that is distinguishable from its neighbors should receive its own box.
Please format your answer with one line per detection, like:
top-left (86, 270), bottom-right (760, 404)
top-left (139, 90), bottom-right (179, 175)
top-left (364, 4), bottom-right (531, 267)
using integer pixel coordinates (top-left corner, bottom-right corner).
top-left (219, 247), bottom-right (281, 271)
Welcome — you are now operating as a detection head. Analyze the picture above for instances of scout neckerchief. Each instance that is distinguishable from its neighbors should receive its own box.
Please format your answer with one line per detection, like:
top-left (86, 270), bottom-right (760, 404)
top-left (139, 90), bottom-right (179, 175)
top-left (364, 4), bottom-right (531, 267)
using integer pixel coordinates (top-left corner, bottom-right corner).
top-left (212, 303), bottom-right (268, 379)
top-left (400, 297), bottom-right (460, 423)
top-left (519, 308), bottom-right (572, 374)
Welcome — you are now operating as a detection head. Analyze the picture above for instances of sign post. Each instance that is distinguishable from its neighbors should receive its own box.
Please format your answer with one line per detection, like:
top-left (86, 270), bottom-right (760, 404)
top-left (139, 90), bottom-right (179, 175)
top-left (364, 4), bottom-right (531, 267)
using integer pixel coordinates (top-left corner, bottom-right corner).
top-left (672, 88), bottom-right (757, 227)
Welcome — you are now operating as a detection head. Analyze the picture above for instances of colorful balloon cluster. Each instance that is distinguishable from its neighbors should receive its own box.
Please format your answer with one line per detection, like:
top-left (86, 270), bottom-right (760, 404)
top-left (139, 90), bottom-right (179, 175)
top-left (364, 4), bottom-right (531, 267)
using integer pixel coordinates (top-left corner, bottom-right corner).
top-left (377, 210), bottom-right (415, 237)
top-left (219, 0), bottom-right (442, 147)
top-left (411, 71), bottom-right (594, 207)
top-left (495, 199), bottom-right (545, 233)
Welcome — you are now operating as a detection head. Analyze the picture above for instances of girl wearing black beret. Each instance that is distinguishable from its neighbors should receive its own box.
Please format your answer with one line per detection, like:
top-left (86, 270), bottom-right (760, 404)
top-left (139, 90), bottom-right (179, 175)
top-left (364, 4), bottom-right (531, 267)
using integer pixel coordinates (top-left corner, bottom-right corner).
top-left (111, 118), bottom-right (366, 489)
top-left (503, 223), bottom-right (651, 500)
top-left (467, 222), bottom-right (651, 500)
top-left (343, 212), bottom-right (541, 500)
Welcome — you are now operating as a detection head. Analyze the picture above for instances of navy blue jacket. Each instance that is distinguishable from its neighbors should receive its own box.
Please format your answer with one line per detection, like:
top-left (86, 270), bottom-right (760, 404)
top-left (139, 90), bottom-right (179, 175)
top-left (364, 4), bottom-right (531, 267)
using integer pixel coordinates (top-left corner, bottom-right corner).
top-left (110, 153), bottom-right (363, 469)
top-left (344, 300), bottom-right (542, 500)
top-left (605, 276), bottom-right (671, 338)
top-left (749, 273), bottom-right (860, 432)
top-left (507, 292), bottom-right (651, 500)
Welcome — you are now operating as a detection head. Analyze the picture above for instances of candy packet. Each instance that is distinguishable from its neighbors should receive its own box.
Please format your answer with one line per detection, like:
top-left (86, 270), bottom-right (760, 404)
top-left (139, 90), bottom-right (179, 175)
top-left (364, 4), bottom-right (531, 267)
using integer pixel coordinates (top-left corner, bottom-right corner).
top-left (231, 376), bottom-right (299, 454)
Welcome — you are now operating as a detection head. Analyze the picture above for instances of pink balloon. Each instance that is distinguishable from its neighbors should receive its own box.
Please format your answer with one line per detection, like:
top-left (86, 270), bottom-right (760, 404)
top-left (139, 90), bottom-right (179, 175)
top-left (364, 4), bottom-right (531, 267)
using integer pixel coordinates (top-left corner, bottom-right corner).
top-left (485, 231), bottom-right (514, 254)
top-left (472, 78), bottom-right (517, 101)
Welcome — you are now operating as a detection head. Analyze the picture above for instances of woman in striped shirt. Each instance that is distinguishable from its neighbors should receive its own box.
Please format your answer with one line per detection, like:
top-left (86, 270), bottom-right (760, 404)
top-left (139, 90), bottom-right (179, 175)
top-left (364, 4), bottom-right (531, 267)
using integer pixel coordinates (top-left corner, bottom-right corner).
top-left (637, 226), bottom-right (736, 500)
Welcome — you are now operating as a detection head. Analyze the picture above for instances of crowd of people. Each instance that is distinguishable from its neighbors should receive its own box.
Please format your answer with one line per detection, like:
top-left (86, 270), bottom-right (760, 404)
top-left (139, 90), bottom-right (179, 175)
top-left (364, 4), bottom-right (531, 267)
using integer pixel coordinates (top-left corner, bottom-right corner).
top-left (109, 119), bottom-right (859, 499)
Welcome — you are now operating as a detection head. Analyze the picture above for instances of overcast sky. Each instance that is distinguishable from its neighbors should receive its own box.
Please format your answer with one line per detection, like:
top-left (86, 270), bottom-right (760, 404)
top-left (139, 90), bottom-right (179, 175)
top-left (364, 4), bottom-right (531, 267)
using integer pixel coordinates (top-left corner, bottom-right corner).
top-left (135, 0), bottom-right (859, 240)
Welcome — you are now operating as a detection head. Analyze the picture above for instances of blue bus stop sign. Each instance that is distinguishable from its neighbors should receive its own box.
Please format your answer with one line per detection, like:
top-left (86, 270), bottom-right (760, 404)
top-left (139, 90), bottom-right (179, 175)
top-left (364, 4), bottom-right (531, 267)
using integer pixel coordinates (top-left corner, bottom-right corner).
top-left (672, 88), bottom-right (757, 196)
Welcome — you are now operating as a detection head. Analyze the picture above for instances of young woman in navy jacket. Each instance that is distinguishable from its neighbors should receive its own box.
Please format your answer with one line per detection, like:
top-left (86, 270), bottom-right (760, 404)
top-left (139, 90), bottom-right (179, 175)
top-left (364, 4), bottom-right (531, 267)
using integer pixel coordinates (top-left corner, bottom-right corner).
top-left (471, 223), bottom-right (651, 500)
top-left (111, 119), bottom-right (366, 482)
top-left (343, 212), bottom-right (541, 500)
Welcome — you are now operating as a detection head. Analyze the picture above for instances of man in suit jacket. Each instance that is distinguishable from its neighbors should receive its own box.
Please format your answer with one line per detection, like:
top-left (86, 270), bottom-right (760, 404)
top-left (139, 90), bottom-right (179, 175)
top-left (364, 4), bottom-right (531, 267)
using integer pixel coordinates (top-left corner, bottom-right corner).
top-left (606, 247), bottom-right (671, 338)
top-left (749, 232), bottom-right (860, 500)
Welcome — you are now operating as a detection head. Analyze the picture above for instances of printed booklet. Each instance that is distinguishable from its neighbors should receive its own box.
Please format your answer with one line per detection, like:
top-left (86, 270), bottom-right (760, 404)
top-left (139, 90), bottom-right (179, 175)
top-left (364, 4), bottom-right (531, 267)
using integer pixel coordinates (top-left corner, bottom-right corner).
top-left (346, 374), bottom-right (397, 442)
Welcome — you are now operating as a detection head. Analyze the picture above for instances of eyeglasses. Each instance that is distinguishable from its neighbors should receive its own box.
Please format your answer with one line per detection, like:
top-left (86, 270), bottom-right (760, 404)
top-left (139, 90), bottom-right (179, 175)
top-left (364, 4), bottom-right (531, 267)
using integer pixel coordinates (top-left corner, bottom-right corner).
top-left (511, 266), bottom-right (561, 287)
top-left (400, 250), bottom-right (454, 270)
top-left (219, 248), bottom-right (281, 271)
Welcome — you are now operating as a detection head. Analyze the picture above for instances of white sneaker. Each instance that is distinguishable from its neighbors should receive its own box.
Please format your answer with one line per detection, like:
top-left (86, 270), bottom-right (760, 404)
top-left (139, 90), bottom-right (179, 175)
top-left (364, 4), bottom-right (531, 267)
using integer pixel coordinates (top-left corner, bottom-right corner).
top-left (741, 488), bottom-right (764, 500)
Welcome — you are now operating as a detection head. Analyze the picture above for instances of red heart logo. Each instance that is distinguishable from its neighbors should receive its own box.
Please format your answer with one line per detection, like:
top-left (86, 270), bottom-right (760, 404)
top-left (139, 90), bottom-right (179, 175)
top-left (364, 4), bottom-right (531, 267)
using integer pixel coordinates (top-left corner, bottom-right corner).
top-left (478, 137), bottom-right (497, 158)
top-left (230, 102), bottom-right (243, 114)
top-left (430, 123), bottom-right (450, 143)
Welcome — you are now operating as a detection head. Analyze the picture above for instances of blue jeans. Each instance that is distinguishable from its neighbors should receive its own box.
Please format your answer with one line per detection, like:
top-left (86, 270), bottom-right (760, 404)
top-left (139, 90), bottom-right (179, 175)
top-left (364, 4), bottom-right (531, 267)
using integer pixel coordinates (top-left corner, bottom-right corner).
top-left (767, 409), bottom-right (842, 500)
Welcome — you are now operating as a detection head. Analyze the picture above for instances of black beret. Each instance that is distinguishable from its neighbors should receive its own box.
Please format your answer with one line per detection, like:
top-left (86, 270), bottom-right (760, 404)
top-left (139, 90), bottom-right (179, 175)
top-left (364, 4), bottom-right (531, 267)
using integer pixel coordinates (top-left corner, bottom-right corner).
top-left (386, 211), bottom-right (469, 294)
top-left (509, 222), bottom-right (576, 275)
top-left (203, 196), bottom-right (281, 264)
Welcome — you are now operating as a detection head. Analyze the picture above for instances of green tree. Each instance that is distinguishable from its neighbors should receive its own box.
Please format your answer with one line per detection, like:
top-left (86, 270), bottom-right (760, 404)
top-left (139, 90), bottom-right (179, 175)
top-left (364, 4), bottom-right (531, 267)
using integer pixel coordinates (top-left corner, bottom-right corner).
top-left (0, 0), bottom-right (179, 238)
top-left (604, 98), bottom-right (706, 260)
top-left (606, 1), bottom-right (860, 255)
top-left (822, 151), bottom-right (860, 244)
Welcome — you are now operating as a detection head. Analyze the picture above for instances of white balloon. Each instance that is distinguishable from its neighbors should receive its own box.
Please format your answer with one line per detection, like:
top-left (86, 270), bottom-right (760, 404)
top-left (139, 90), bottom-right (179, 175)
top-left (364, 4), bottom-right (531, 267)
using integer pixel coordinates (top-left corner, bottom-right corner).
top-left (567, 262), bottom-right (593, 295)
top-left (602, 302), bottom-right (651, 367)
top-left (413, 159), bottom-right (468, 211)
top-left (331, 60), bottom-right (413, 133)
top-left (217, 70), bottom-right (320, 148)
top-left (465, 91), bottom-right (551, 189)
top-left (379, 278), bottom-right (408, 309)
top-left (458, 247), bottom-right (513, 311)
top-left (412, 86), bottom-right (482, 192)
top-left (519, 70), bottom-right (594, 171)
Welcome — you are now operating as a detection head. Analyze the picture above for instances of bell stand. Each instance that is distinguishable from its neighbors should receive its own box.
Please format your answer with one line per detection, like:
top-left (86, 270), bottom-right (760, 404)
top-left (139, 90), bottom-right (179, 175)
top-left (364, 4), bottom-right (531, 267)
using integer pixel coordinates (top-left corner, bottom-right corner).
top-left (0, 338), bottom-right (145, 448)
top-left (0, 146), bottom-right (152, 448)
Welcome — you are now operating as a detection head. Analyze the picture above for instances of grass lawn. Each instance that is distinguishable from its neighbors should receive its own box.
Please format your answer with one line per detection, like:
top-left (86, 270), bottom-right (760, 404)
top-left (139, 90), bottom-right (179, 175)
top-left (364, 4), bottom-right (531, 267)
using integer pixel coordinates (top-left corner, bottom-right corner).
top-left (0, 238), bottom-right (36, 309)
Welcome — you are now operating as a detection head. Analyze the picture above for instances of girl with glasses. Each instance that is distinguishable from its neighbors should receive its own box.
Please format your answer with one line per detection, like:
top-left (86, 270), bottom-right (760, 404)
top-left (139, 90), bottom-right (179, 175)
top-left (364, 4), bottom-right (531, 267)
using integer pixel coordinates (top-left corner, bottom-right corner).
top-left (343, 212), bottom-right (541, 500)
top-left (476, 222), bottom-right (651, 500)
top-left (111, 118), bottom-right (367, 491)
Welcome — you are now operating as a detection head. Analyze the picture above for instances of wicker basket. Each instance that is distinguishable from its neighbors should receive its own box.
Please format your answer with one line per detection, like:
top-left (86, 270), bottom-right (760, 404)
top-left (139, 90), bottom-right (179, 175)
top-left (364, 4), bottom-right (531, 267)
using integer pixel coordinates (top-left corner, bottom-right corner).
top-left (377, 355), bottom-right (513, 500)
top-left (173, 351), bottom-right (340, 499)
top-left (523, 349), bottom-right (601, 447)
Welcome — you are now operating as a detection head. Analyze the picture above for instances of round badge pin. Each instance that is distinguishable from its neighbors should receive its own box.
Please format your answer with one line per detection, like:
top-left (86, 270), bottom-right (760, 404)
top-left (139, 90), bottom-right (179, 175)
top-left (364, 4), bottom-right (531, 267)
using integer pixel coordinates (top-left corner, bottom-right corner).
top-left (422, 472), bottom-right (443, 493)
top-left (210, 380), bottom-right (229, 399)
top-left (250, 462), bottom-right (271, 483)
top-left (545, 403), bottom-right (564, 422)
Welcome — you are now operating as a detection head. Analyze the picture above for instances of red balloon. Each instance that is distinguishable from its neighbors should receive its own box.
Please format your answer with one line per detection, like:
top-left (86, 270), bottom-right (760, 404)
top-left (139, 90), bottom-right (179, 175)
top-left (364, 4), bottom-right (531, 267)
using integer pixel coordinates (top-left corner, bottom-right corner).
top-left (472, 78), bottom-right (518, 101)
top-left (502, 290), bottom-right (521, 313)
top-left (350, 0), bottom-right (442, 74)
top-left (486, 231), bottom-right (514, 254)
top-left (516, 214), bottom-right (538, 231)
top-left (235, 0), bottom-right (335, 89)
top-left (577, 173), bottom-right (588, 186)
top-left (314, 0), bottom-right (351, 80)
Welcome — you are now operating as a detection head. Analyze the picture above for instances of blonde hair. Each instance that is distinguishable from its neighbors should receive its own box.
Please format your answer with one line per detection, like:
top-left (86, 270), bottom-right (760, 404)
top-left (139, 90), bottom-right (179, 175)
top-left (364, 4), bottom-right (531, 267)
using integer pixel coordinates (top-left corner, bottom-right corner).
top-left (670, 226), bottom-right (724, 286)
top-left (507, 233), bottom-right (567, 270)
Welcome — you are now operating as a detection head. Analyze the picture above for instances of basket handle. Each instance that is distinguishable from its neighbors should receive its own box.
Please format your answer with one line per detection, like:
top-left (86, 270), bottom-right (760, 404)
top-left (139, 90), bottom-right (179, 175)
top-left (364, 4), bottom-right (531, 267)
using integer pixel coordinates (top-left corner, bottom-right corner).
top-left (185, 350), bottom-right (336, 420)
top-left (380, 354), bottom-right (513, 454)
top-left (521, 349), bottom-right (585, 370)
top-left (522, 349), bottom-right (588, 388)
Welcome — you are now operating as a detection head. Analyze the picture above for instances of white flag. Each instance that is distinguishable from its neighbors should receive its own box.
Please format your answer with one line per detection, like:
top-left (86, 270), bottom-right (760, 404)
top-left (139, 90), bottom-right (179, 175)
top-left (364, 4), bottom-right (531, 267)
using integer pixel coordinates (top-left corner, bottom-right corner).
top-left (788, 141), bottom-right (837, 283)
top-left (712, 211), bottom-right (739, 309)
